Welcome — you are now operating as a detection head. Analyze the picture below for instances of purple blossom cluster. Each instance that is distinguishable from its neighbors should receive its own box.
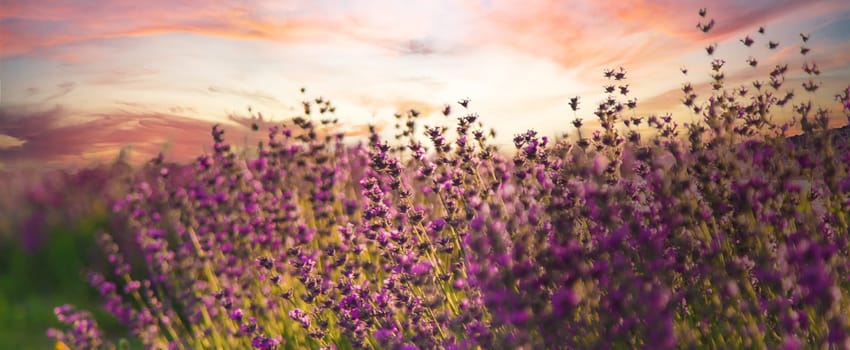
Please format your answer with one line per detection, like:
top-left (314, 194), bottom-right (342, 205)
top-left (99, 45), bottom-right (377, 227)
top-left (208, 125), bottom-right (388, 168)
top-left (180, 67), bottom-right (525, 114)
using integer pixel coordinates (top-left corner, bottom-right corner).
top-left (48, 11), bottom-right (850, 350)
top-left (47, 305), bottom-right (104, 349)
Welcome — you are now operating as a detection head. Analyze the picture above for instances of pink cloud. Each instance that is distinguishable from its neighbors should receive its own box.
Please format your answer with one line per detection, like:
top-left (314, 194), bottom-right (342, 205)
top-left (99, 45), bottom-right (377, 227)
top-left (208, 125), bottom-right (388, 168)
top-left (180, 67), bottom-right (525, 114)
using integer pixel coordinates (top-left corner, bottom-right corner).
top-left (0, 105), bottom-right (378, 169)
top-left (0, 106), bottom-right (218, 167)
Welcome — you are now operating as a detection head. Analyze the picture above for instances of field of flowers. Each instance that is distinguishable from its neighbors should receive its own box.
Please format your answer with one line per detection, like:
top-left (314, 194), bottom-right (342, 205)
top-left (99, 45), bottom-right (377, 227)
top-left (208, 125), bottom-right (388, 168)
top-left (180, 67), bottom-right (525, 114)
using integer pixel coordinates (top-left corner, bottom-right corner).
top-left (3, 9), bottom-right (850, 350)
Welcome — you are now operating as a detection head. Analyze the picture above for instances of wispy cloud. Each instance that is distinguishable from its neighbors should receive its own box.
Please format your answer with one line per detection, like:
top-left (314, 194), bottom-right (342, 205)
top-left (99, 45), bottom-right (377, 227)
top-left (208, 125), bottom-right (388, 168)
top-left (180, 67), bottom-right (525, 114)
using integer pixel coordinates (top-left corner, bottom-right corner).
top-left (397, 39), bottom-right (436, 56)
top-left (88, 69), bottom-right (157, 85)
top-left (208, 85), bottom-right (285, 107)
top-left (43, 81), bottom-right (75, 101)
top-left (168, 106), bottom-right (198, 115)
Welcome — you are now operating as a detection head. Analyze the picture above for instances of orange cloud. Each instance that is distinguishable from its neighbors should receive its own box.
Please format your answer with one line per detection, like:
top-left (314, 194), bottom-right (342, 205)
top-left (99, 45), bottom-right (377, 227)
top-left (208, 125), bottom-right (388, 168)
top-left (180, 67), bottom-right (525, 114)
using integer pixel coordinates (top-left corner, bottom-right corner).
top-left (595, 0), bottom-right (828, 42)
top-left (391, 99), bottom-right (441, 118)
top-left (463, 0), bottom-right (850, 78)
top-left (0, 134), bottom-right (26, 149)
top-left (1, 0), bottom-right (339, 59)
top-left (353, 95), bottom-right (443, 119)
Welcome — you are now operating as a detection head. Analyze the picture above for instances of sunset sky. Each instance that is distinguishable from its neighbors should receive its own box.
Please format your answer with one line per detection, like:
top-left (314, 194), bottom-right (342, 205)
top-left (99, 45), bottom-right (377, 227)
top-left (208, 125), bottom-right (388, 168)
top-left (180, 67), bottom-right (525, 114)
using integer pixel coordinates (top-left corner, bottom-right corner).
top-left (1, 0), bottom-right (849, 169)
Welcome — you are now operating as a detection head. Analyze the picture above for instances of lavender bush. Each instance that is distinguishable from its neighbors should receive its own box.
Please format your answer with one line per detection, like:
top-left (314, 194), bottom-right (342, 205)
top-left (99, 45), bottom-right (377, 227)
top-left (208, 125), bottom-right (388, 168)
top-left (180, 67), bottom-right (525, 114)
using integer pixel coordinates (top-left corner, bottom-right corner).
top-left (48, 10), bottom-right (850, 349)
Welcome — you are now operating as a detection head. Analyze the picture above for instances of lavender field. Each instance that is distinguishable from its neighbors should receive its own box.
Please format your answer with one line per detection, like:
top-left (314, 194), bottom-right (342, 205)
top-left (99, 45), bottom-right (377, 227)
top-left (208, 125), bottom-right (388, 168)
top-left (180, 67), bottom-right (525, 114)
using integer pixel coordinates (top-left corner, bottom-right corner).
top-left (2, 3), bottom-right (850, 350)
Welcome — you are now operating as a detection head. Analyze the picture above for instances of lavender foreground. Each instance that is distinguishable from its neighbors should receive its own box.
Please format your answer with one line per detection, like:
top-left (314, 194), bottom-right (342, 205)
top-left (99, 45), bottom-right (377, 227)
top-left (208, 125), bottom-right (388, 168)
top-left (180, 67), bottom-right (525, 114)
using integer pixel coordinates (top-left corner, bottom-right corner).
top-left (47, 11), bottom-right (850, 350)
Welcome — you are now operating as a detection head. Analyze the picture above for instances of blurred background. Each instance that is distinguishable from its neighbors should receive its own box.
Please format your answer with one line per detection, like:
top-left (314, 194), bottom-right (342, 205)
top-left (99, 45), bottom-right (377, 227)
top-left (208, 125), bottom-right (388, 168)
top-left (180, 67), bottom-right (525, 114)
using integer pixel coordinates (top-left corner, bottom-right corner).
top-left (0, 155), bottom-right (135, 347)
